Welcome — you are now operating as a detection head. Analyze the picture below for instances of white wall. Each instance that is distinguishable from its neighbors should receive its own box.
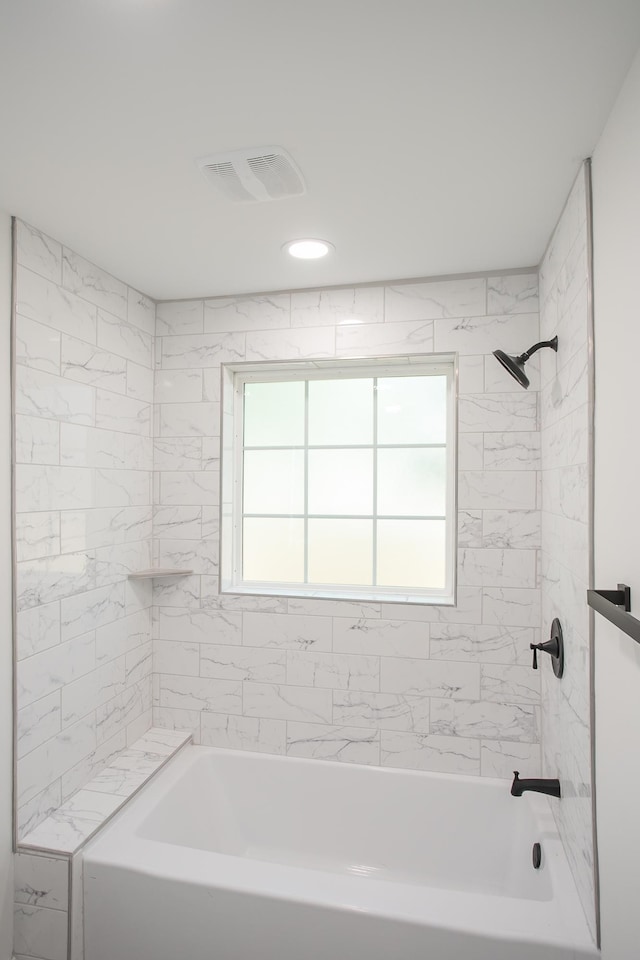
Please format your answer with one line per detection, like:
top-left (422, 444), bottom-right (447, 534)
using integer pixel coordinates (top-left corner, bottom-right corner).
top-left (592, 45), bottom-right (640, 960)
top-left (0, 210), bottom-right (14, 957)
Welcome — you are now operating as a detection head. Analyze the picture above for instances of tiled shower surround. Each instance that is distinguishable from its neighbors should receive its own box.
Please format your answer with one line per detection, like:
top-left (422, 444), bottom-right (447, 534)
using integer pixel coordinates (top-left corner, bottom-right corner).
top-left (151, 274), bottom-right (543, 776)
top-left (539, 164), bottom-right (594, 936)
top-left (14, 221), bottom-right (154, 839)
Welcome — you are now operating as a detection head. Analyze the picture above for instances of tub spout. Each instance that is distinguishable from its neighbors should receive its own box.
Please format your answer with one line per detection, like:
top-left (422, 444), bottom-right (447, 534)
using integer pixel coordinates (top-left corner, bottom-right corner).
top-left (511, 771), bottom-right (561, 798)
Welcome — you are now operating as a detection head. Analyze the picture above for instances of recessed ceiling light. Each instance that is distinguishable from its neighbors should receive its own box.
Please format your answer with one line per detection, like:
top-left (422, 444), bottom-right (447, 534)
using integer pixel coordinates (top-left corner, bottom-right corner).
top-left (283, 238), bottom-right (334, 260)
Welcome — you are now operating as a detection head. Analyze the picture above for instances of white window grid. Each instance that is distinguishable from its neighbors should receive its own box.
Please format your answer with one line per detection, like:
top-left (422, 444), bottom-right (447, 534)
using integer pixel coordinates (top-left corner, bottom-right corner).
top-left (220, 354), bottom-right (458, 605)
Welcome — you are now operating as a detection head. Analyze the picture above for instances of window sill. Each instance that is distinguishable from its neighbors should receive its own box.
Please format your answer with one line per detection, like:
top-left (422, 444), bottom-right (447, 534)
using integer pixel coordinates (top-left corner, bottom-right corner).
top-left (220, 582), bottom-right (455, 607)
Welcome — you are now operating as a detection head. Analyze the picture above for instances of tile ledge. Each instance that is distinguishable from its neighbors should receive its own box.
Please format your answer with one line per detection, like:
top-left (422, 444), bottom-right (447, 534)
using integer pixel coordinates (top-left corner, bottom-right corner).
top-left (17, 727), bottom-right (191, 857)
top-left (128, 568), bottom-right (194, 579)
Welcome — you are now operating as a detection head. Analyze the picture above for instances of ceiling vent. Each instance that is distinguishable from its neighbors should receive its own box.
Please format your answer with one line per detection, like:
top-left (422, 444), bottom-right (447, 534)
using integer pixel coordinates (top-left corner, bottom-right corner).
top-left (197, 146), bottom-right (306, 203)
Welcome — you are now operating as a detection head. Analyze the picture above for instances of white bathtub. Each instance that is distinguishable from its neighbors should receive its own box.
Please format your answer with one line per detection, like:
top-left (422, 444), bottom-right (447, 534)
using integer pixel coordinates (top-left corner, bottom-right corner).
top-left (83, 745), bottom-right (596, 959)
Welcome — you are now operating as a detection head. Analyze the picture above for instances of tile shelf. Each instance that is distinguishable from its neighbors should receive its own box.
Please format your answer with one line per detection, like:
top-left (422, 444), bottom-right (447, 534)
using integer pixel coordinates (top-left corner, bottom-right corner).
top-left (128, 568), bottom-right (194, 579)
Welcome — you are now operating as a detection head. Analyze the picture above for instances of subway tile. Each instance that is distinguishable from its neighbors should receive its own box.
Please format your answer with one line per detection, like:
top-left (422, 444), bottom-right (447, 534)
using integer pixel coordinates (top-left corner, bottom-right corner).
top-left (156, 300), bottom-right (204, 336)
top-left (458, 433), bottom-right (483, 470)
top-left (380, 657), bottom-right (479, 699)
top-left (487, 275), bottom-right (538, 315)
top-left (482, 587), bottom-right (540, 628)
top-left (159, 401), bottom-right (219, 437)
top-left (201, 645), bottom-right (286, 682)
top-left (127, 287), bottom-right (155, 334)
top-left (97, 309), bottom-right (153, 366)
top-left (62, 658), bottom-right (127, 727)
top-left (459, 394), bottom-right (537, 433)
top-left (16, 465), bottom-right (93, 512)
top-left (385, 278), bottom-right (486, 322)
top-left (332, 617), bottom-right (429, 657)
top-left (61, 335), bottom-right (127, 392)
top-left (333, 692), bottom-right (430, 732)
top-left (482, 510), bottom-right (541, 549)
top-left (434, 313), bottom-right (538, 355)
top-left (16, 365), bottom-right (95, 425)
top-left (153, 639), bottom-right (200, 676)
top-left (60, 582), bottom-right (125, 642)
top-left (483, 431), bottom-right (541, 470)
top-left (95, 390), bottom-right (150, 436)
top-left (14, 852), bottom-right (68, 909)
top-left (153, 505), bottom-right (202, 539)
top-left (13, 904), bottom-right (68, 960)
top-left (152, 575), bottom-right (201, 609)
top-left (153, 437), bottom-right (202, 471)
top-left (161, 331), bottom-right (245, 367)
top-left (206, 294), bottom-right (291, 331)
top-left (243, 682), bottom-right (332, 724)
top-left (62, 248), bottom-right (127, 319)
top-left (458, 548), bottom-right (537, 588)
top-left (15, 415), bottom-right (60, 465)
top-left (292, 287), bottom-right (383, 327)
top-left (480, 740), bottom-right (541, 778)
top-left (159, 471), bottom-right (219, 505)
top-left (18, 714), bottom-right (97, 806)
top-left (157, 607), bottom-right (242, 645)
top-left (16, 220), bottom-right (62, 283)
top-left (16, 550), bottom-right (94, 611)
top-left (17, 782), bottom-right (62, 843)
top-left (458, 510), bottom-right (483, 547)
top-left (458, 471), bottom-right (537, 510)
top-left (200, 713), bottom-right (286, 754)
top-left (95, 468), bottom-right (151, 507)
top-left (17, 692), bottom-right (62, 759)
top-left (18, 631), bottom-right (96, 707)
top-left (243, 612), bottom-right (332, 651)
top-left (287, 597), bottom-right (381, 619)
top-left (480, 664), bottom-right (540, 704)
top-left (336, 319), bottom-right (432, 357)
top-left (16, 512), bottom-right (60, 563)
top-left (157, 538), bottom-right (218, 575)
top-left (245, 326), bottom-right (334, 361)
top-left (16, 316), bottom-right (61, 374)
top-left (457, 355), bottom-right (484, 393)
top-left (125, 360), bottom-right (154, 403)
top-left (60, 424), bottom-right (152, 471)
top-left (380, 731), bottom-right (480, 775)
top-left (380, 587), bottom-right (482, 624)
top-left (60, 505), bottom-right (152, 553)
top-left (429, 624), bottom-right (535, 666)
top-left (154, 369), bottom-right (203, 404)
top-left (158, 674), bottom-right (242, 714)
top-left (287, 721), bottom-right (380, 765)
top-left (17, 602), bottom-right (61, 660)
top-left (286, 650), bottom-right (379, 691)
top-left (430, 698), bottom-right (539, 742)
top-left (16, 265), bottom-right (97, 342)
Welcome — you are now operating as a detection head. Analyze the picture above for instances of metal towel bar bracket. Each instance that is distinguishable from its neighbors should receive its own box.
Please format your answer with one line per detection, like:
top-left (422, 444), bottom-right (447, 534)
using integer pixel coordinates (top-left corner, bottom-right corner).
top-left (587, 583), bottom-right (640, 644)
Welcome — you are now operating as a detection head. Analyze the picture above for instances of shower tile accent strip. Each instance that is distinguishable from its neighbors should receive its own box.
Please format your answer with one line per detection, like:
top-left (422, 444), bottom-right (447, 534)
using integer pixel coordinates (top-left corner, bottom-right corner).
top-left (152, 271), bottom-right (543, 780)
top-left (539, 165), bottom-right (595, 937)
top-left (13, 728), bottom-right (190, 960)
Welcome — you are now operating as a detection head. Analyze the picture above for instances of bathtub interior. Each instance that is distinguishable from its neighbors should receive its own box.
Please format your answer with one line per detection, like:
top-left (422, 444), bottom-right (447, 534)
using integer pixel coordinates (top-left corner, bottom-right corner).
top-left (135, 749), bottom-right (552, 900)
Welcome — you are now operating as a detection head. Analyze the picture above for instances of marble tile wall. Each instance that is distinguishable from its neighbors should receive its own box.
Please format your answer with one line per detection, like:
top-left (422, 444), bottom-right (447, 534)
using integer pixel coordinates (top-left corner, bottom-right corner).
top-left (14, 221), bottom-right (154, 840)
top-left (539, 164), bottom-right (595, 937)
top-left (152, 273), bottom-right (543, 778)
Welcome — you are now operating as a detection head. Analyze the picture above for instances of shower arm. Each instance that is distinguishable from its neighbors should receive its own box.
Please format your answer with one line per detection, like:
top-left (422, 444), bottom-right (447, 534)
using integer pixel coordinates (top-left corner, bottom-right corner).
top-left (516, 335), bottom-right (558, 363)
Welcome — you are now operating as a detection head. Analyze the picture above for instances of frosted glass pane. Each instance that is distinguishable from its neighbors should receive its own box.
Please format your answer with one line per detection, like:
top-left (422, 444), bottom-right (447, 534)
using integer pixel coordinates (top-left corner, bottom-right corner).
top-left (308, 378), bottom-right (373, 445)
top-left (243, 450), bottom-right (304, 514)
top-left (377, 520), bottom-right (446, 589)
top-left (244, 381), bottom-right (304, 446)
top-left (308, 520), bottom-right (373, 585)
top-left (377, 448), bottom-right (446, 516)
top-left (243, 518), bottom-right (304, 582)
top-left (377, 375), bottom-right (447, 444)
top-left (308, 449), bottom-right (373, 515)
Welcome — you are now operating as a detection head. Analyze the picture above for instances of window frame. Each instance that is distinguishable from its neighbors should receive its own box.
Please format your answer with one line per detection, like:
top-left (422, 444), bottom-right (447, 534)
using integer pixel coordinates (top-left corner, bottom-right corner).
top-left (219, 353), bottom-right (458, 606)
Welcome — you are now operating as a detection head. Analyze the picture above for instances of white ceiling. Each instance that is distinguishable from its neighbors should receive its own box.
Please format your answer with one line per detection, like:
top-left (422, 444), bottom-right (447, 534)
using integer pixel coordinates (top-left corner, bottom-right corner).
top-left (1, 0), bottom-right (639, 301)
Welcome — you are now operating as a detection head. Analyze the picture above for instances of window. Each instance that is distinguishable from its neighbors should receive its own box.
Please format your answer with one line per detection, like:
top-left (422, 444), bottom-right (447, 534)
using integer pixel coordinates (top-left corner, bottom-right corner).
top-left (220, 354), bottom-right (457, 604)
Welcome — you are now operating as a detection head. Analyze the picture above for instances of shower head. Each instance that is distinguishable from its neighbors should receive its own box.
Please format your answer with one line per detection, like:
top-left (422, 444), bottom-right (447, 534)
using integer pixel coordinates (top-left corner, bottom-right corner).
top-left (492, 336), bottom-right (558, 390)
